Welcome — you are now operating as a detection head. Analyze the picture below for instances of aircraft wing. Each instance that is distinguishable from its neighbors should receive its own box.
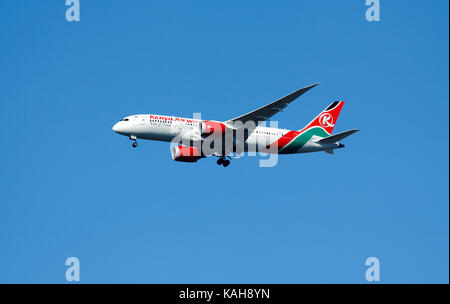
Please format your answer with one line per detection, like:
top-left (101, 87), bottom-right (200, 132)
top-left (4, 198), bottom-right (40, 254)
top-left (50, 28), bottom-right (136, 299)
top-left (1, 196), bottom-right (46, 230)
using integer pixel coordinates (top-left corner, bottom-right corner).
top-left (225, 83), bottom-right (319, 127)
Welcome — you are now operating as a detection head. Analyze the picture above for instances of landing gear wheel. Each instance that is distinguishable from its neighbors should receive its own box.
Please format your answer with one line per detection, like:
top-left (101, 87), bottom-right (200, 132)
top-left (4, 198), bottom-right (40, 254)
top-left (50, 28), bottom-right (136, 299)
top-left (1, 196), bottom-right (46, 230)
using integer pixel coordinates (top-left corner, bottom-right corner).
top-left (129, 135), bottom-right (138, 148)
top-left (223, 160), bottom-right (230, 167)
top-left (217, 158), bottom-right (223, 165)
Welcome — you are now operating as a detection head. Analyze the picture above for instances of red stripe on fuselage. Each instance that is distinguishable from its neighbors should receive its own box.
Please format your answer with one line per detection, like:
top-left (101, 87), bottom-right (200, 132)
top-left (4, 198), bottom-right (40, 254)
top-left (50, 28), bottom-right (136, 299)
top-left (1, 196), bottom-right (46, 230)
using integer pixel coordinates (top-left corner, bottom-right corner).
top-left (267, 130), bottom-right (299, 151)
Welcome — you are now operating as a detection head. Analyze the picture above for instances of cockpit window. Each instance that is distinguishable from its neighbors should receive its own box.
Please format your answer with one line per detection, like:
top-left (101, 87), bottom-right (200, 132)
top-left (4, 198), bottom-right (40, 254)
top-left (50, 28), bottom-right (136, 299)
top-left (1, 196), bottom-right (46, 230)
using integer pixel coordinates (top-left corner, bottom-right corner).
top-left (123, 118), bottom-right (129, 121)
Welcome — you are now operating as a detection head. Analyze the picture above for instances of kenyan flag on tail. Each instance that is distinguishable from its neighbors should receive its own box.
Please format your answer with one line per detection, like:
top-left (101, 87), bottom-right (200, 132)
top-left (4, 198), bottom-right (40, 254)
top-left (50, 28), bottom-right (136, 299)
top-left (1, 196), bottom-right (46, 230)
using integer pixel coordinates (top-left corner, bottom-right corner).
top-left (276, 101), bottom-right (346, 154)
top-left (300, 101), bottom-right (344, 135)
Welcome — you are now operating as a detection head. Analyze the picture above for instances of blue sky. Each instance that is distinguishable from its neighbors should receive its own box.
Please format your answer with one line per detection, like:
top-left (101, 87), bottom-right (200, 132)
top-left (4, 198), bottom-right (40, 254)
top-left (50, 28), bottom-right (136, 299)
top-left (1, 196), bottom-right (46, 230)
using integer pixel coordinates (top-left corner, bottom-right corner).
top-left (0, 1), bottom-right (448, 283)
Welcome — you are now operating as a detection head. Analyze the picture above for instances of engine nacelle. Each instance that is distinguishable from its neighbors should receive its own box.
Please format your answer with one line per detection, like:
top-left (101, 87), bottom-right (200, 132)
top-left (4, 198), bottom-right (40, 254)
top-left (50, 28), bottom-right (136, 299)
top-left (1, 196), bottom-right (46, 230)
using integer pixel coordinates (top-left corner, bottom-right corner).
top-left (171, 145), bottom-right (201, 162)
top-left (200, 120), bottom-right (226, 135)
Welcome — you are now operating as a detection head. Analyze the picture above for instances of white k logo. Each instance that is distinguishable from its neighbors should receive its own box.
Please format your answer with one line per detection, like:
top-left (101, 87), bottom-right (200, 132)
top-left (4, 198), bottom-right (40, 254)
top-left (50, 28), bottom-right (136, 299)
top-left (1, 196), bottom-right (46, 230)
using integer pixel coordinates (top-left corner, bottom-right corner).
top-left (319, 113), bottom-right (334, 128)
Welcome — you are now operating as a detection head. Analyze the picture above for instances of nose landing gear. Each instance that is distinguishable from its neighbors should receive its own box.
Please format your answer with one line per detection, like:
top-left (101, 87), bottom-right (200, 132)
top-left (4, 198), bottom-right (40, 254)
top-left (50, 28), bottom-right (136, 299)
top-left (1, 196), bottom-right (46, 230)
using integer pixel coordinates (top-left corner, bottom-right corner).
top-left (216, 157), bottom-right (230, 167)
top-left (130, 135), bottom-right (138, 148)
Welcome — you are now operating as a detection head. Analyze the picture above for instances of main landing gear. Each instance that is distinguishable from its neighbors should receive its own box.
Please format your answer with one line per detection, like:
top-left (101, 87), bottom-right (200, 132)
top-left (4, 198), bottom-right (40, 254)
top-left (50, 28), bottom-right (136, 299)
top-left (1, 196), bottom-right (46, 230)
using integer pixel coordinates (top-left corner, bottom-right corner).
top-left (130, 135), bottom-right (138, 148)
top-left (217, 157), bottom-right (230, 167)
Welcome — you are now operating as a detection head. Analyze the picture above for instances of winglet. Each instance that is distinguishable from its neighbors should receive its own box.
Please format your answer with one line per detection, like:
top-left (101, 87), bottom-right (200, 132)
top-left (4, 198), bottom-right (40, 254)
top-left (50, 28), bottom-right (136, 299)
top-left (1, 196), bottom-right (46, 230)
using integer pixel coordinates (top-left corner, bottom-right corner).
top-left (261, 82), bottom-right (320, 109)
top-left (291, 83), bottom-right (320, 100)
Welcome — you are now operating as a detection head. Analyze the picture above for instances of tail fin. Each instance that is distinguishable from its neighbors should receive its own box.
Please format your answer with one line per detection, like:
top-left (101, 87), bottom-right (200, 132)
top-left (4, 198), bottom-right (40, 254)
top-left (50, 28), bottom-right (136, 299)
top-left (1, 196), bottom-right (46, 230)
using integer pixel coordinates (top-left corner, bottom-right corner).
top-left (300, 101), bottom-right (344, 135)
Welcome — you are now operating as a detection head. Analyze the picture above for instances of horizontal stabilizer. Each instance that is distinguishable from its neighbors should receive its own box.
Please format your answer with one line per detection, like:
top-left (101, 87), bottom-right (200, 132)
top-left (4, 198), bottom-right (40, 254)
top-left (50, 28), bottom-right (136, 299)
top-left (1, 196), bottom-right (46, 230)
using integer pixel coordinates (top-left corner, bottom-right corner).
top-left (315, 129), bottom-right (359, 144)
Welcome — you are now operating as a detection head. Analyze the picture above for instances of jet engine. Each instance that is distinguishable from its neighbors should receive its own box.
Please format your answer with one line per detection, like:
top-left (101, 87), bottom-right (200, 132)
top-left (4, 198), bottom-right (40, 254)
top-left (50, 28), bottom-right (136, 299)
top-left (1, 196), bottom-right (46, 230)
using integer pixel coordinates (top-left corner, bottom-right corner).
top-left (171, 145), bottom-right (202, 162)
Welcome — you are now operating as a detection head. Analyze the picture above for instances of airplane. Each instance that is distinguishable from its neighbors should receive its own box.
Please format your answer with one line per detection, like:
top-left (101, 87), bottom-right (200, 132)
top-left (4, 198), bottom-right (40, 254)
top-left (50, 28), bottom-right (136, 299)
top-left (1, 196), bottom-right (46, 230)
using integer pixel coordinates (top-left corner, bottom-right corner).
top-left (112, 83), bottom-right (359, 167)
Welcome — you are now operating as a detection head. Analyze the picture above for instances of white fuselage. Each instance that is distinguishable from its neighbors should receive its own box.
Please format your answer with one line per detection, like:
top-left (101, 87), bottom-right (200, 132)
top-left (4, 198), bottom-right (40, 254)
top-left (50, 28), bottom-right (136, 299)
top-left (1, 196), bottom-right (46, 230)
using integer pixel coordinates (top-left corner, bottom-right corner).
top-left (113, 114), bottom-right (282, 146)
top-left (112, 114), bottom-right (341, 155)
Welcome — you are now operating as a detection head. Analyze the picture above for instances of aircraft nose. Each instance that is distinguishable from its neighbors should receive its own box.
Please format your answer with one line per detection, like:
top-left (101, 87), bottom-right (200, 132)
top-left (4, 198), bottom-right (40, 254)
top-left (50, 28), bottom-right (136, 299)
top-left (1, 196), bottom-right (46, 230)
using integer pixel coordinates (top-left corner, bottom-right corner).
top-left (112, 122), bottom-right (120, 133)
